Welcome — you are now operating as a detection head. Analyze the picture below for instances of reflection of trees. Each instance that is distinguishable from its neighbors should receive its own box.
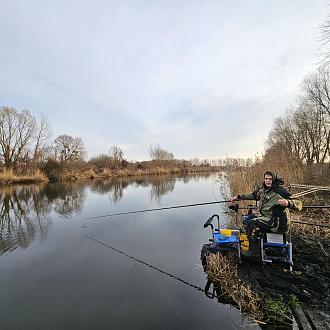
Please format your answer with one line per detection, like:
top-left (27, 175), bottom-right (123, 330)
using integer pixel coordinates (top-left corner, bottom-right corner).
top-left (0, 185), bottom-right (52, 254)
top-left (0, 182), bottom-right (87, 253)
top-left (90, 179), bottom-right (129, 203)
top-left (90, 175), bottom-right (177, 203)
top-left (43, 182), bottom-right (87, 217)
top-left (90, 174), bottom-right (216, 203)
top-left (148, 177), bottom-right (176, 202)
top-left (186, 173), bottom-right (212, 183)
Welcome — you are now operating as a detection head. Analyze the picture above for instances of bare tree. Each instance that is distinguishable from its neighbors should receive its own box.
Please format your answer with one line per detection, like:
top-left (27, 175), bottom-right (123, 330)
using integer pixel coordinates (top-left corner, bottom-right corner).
top-left (109, 145), bottom-right (124, 164)
top-left (319, 14), bottom-right (330, 63)
top-left (148, 144), bottom-right (174, 161)
top-left (0, 106), bottom-right (37, 169)
top-left (295, 99), bottom-right (329, 164)
top-left (267, 110), bottom-right (304, 162)
top-left (32, 114), bottom-right (51, 166)
top-left (53, 135), bottom-right (86, 162)
top-left (301, 66), bottom-right (330, 159)
top-left (302, 65), bottom-right (330, 117)
top-left (267, 95), bottom-right (330, 165)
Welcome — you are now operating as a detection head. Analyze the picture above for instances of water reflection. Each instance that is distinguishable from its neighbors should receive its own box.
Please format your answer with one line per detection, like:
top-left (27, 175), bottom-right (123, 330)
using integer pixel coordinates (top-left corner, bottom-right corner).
top-left (90, 174), bottom-right (213, 203)
top-left (90, 175), bottom-right (177, 202)
top-left (44, 182), bottom-right (87, 217)
top-left (90, 178), bottom-right (128, 203)
top-left (0, 185), bottom-right (52, 254)
top-left (0, 173), bottom-right (215, 254)
top-left (0, 182), bottom-right (87, 254)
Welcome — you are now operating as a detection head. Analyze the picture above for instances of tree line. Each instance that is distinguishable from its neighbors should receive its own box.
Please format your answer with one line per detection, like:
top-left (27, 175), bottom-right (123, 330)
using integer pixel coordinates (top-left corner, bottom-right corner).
top-left (267, 64), bottom-right (330, 166)
top-left (0, 106), bottom-right (86, 169)
top-left (0, 106), bottom-right (217, 173)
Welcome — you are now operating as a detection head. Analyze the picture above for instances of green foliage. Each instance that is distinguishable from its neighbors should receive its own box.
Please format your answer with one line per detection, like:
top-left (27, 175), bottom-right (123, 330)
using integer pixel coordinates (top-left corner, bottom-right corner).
top-left (288, 294), bottom-right (301, 310)
top-left (264, 294), bottom-right (300, 324)
top-left (264, 296), bottom-right (288, 323)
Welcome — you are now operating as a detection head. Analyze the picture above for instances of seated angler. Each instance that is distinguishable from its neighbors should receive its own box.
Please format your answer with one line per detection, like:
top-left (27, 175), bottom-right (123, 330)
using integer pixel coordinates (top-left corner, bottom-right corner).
top-left (229, 171), bottom-right (302, 238)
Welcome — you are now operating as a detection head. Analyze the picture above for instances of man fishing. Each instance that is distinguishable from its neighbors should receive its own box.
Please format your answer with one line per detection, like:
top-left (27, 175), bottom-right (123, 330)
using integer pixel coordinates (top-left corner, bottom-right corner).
top-left (229, 171), bottom-right (302, 238)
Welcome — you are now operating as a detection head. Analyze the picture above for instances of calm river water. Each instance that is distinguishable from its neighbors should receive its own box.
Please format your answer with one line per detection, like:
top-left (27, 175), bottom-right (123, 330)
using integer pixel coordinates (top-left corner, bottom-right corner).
top-left (0, 173), bottom-right (256, 329)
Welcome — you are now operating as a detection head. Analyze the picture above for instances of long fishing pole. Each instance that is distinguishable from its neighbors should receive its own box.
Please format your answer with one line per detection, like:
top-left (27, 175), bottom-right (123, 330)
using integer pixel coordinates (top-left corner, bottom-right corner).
top-left (231, 205), bottom-right (330, 210)
top-left (85, 200), bottom-right (231, 220)
top-left (290, 221), bottom-right (330, 228)
top-left (85, 201), bottom-right (330, 221)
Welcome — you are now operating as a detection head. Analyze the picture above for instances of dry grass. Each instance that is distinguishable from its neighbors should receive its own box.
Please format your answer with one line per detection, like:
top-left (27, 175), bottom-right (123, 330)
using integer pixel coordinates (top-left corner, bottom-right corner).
top-left (101, 167), bottom-right (113, 178)
top-left (0, 169), bottom-right (48, 184)
top-left (53, 165), bottom-right (218, 181)
top-left (206, 253), bottom-right (264, 322)
top-left (291, 208), bottom-right (330, 238)
top-left (226, 151), bottom-right (304, 199)
top-left (224, 153), bottom-right (330, 237)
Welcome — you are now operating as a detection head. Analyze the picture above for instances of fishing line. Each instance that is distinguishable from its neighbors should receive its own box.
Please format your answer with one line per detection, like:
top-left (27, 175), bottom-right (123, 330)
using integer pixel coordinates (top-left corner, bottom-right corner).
top-left (84, 200), bottom-right (231, 220)
top-left (211, 181), bottom-right (221, 201)
top-left (85, 234), bottom-right (207, 293)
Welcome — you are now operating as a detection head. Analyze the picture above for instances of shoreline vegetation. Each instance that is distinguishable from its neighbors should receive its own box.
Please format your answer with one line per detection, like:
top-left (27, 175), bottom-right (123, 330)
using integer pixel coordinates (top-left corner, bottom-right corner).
top-left (0, 161), bottom-right (222, 186)
top-left (203, 160), bottom-right (330, 326)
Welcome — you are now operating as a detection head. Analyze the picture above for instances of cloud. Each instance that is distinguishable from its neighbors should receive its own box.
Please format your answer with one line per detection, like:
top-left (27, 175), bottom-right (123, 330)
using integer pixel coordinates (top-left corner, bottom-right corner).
top-left (0, 0), bottom-right (326, 160)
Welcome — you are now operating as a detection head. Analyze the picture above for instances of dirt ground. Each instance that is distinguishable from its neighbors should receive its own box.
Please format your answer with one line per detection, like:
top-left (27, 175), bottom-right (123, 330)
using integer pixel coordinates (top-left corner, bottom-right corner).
top-left (237, 234), bottom-right (329, 310)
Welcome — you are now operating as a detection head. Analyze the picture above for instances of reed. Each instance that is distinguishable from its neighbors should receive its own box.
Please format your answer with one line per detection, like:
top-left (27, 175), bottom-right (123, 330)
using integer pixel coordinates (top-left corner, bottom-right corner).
top-left (291, 209), bottom-right (330, 238)
top-left (101, 167), bottom-right (113, 178)
top-left (206, 253), bottom-right (297, 325)
top-left (206, 253), bottom-right (264, 322)
top-left (0, 169), bottom-right (48, 184)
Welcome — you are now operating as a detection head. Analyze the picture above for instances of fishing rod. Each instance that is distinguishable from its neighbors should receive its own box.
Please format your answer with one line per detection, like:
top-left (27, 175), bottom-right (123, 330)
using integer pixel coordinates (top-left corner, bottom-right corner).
top-left (290, 221), bottom-right (330, 228)
top-left (84, 200), bottom-right (330, 221)
top-left (228, 204), bottom-right (330, 212)
top-left (85, 199), bottom-right (231, 220)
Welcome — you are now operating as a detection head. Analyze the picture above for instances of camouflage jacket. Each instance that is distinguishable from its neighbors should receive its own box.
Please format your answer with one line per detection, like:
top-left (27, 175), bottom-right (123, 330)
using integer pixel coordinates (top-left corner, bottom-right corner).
top-left (238, 187), bottom-right (302, 222)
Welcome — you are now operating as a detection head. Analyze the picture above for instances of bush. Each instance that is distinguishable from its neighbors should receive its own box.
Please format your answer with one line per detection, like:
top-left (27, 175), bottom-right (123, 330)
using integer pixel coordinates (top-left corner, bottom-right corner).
top-left (42, 159), bottom-right (64, 181)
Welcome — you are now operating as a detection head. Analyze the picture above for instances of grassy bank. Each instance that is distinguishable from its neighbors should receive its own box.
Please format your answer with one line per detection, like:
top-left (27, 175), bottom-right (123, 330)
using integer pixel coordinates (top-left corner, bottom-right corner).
top-left (59, 165), bottom-right (220, 181)
top-left (0, 169), bottom-right (48, 185)
top-left (0, 164), bottom-right (221, 185)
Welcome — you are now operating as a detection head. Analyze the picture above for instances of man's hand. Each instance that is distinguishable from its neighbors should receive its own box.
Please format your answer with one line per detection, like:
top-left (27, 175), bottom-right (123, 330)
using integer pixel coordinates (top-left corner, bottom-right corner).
top-left (277, 199), bottom-right (289, 207)
top-left (229, 196), bottom-right (238, 203)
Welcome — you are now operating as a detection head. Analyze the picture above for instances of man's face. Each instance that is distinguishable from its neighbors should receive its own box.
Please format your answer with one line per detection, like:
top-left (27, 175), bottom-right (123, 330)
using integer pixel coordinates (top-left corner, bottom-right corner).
top-left (264, 174), bottom-right (273, 187)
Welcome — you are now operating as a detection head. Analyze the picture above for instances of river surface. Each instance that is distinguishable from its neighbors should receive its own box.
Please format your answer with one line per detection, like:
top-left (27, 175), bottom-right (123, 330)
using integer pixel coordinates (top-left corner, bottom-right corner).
top-left (0, 173), bottom-right (256, 329)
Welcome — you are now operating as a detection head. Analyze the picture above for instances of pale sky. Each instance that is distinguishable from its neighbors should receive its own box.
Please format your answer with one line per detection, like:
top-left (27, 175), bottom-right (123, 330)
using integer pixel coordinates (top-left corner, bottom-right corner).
top-left (0, 0), bottom-right (327, 161)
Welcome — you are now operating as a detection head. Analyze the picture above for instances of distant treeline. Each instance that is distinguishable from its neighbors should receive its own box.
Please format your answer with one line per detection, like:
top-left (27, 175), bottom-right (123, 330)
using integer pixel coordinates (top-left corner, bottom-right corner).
top-left (0, 108), bottom-right (224, 182)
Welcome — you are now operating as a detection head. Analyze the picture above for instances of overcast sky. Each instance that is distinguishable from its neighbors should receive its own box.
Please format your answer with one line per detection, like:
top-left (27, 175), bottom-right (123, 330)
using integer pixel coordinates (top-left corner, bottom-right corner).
top-left (0, 1), bottom-right (327, 161)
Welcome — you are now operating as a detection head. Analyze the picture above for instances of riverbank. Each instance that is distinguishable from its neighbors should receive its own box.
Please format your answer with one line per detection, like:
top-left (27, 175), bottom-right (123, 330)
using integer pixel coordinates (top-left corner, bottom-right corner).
top-left (59, 165), bottom-right (220, 181)
top-left (0, 169), bottom-right (48, 185)
top-left (0, 165), bottom-right (221, 185)
top-left (205, 217), bottom-right (330, 326)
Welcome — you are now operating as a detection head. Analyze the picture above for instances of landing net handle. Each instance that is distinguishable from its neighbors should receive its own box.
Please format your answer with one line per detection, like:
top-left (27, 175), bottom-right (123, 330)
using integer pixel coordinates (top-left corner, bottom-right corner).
top-left (203, 214), bottom-right (220, 236)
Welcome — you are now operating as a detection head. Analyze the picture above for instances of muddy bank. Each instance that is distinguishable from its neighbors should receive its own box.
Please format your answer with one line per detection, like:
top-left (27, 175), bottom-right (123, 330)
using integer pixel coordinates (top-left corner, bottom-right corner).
top-left (203, 208), bottom-right (330, 327)
top-left (237, 234), bottom-right (329, 310)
